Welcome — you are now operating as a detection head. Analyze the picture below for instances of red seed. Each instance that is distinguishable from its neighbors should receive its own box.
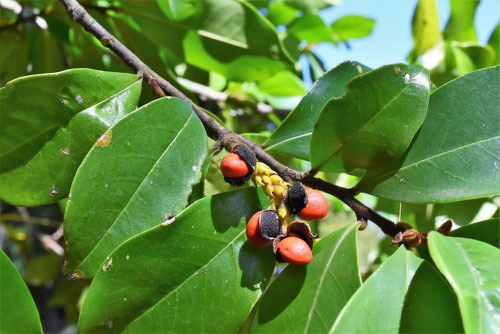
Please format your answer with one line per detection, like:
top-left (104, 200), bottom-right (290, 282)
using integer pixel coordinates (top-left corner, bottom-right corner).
top-left (220, 153), bottom-right (249, 178)
top-left (246, 211), bottom-right (271, 247)
top-left (278, 236), bottom-right (313, 265)
top-left (298, 188), bottom-right (328, 221)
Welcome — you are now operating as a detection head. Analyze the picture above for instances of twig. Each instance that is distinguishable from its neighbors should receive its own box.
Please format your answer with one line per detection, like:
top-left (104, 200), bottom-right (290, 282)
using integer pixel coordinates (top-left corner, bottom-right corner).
top-left (16, 207), bottom-right (64, 256)
top-left (58, 0), bottom-right (401, 238)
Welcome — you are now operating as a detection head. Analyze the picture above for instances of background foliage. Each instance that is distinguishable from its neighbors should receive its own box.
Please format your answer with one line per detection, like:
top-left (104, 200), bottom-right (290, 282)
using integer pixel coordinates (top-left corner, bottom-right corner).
top-left (1, 0), bottom-right (499, 333)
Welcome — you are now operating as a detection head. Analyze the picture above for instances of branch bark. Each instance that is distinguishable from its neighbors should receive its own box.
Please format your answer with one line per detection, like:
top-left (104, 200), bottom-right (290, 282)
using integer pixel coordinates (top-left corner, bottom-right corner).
top-left (58, 0), bottom-right (401, 237)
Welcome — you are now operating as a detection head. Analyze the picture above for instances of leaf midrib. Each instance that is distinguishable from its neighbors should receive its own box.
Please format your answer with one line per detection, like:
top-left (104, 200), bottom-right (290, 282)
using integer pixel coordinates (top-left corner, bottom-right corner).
top-left (313, 82), bottom-right (414, 170)
top-left (0, 79), bottom-right (139, 159)
top-left (361, 134), bottom-right (499, 188)
top-left (123, 229), bottom-right (246, 332)
top-left (303, 224), bottom-right (356, 333)
top-left (75, 113), bottom-right (194, 272)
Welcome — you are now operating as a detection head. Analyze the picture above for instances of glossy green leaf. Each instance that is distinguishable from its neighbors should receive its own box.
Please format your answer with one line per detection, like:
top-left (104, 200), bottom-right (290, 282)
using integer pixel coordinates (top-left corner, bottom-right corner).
top-left (0, 249), bottom-right (43, 334)
top-left (400, 259), bottom-right (463, 333)
top-left (288, 14), bottom-right (339, 45)
top-left (63, 97), bottom-right (208, 278)
top-left (487, 22), bottom-right (500, 64)
top-left (409, 0), bottom-right (441, 62)
top-left (78, 188), bottom-right (274, 333)
top-left (429, 232), bottom-right (500, 333)
top-left (331, 15), bottom-right (376, 41)
top-left (264, 61), bottom-right (370, 160)
top-left (118, 0), bottom-right (292, 82)
top-left (330, 246), bottom-right (423, 333)
top-left (310, 64), bottom-right (430, 173)
top-left (258, 71), bottom-right (306, 96)
top-left (450, 218), bottom-right (500, 248)
top-left (157, 0), bottom-right (195, 21)
top-left (444, 0), bottom-right (479, 42)
top-left (250, 224), bottom-right (360, 333)
top-left (357, 66), bottom-right (500, 203)
top-left (0, 69), bottom-right (141, 206)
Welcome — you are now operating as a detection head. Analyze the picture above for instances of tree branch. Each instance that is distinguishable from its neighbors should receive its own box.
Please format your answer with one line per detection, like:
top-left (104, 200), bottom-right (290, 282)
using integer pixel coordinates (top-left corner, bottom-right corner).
top-left (58, 0), bottom-right (401, 238)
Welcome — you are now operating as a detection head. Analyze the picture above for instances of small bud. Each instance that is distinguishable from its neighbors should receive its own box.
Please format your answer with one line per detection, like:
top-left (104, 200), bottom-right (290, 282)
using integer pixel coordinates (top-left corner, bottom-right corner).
top-left (437, 220), bottom-right (452, 236)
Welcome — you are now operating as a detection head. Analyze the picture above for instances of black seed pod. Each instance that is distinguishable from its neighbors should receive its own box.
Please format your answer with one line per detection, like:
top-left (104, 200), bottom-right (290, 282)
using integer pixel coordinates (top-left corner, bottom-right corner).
top-left (285, 182), bottom-right (308, 214)
top-left (223, 144), bottom-right (257, 186)
top-left (258, 210), bottom-right (281, 241)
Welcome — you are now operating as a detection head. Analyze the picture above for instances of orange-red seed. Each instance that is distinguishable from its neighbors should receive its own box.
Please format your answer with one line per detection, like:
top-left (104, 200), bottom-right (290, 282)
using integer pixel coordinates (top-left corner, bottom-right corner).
top-left (278, 236), bottom-right (313, 265)
top-left (246, 211), bottom-right (271, 247)
top-left (298, 188), bottom-right (328, 221)
top-left (220, 153), bottom-right (249, 178)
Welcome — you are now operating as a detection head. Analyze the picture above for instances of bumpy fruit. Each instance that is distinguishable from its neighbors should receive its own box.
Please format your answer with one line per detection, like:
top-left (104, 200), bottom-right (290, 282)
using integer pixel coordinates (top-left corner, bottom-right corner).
top-left (220, 153), bottom-right (249, 178)
top-left (246, 210), bottom-right (280, 247)
top-left (277, 236), bottom-right (313, 265)
top-left (298, 188), bottom-right (328, 221)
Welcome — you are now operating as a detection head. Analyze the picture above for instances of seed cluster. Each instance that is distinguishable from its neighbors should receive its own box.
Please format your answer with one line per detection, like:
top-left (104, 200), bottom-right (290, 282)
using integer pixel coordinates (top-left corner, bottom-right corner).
top-left (220, 145), bottom-right (329, 266)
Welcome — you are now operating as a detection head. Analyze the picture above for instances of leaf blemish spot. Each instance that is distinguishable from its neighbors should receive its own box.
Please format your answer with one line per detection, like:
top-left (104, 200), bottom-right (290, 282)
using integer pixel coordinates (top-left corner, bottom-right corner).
top-left (60, 148), bottom-right (70, 156)
top-left (106, 321), bottom-right (113, 329)
top-left (59, 98), bottom-right (68, 105)
top-left (161, 217), bottom-right (176, 227)
top-left (125, 254), bottom-right (130, 260)
top-left (192, 165), bottom-right (198, 171)
top-left (75, 94), bottom-right (83, 104)
top-left (50, 186), bottom-right (58, 197)
top-left (96, 129), bottom-right (112, 147)
top-left (404, 73), bottom-right (410, 83)
top-left (394, 66), bottom-right (401, 74)
top-left (102, 257), bottom-right (113, 271)
top-left (357, 65), bottom-right (363, 73)
top-left (150, 180), bottom-right (154, 185)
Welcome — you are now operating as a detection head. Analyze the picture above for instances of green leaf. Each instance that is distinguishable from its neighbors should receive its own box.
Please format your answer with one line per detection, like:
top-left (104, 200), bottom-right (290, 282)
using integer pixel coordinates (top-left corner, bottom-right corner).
top-left (410, 0), bottom-right (441, 62)
top-left (357, 66), bottom-right (500, 203)
top-left (428, 232), bottom-right (500, 333)
top-left (0, 69), bottom-right (141, 206)
top-left (78, 188), bottom-right (274, 333)
top-left (264, 61), bottom-right (370, 160)
top-left (330, 247), bottom-right (423, 333)
top-left (118, 0), bottom-right (292, 82)
top-left (331, 15), bottom-right (376, 41)
top-left (310, 64), bottom-right (430, 173)
top-left (444, 0), bottom-right (479, 42)
top-left (156, 0), bottom-right (195, 21)
top-left (286, 0), bottom-right (340, 14)
top-left (487, 22), bottom-right (500, 64)
top-left (266, 0), bottom-right (298, 26)
top-left (0, 249), bottom-right (43, 334)
top-left (258, 71), bottom-right (306, 96)
top-left (400, 259), bottom-right (463, 333)
top-left (432, 198), bottom-right (490, 226)
top-left (288, 14), bottom-right (339, 45)
top-left (250, 224), bottom-right (360, 333)
top-left (63, 97), bottom-right (208, 279)
top-left (450, 218), bottom-right (500, 247)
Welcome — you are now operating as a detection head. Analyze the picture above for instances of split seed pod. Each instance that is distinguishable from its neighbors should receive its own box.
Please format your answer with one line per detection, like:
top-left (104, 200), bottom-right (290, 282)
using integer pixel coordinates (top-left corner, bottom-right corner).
top-left (246, 210), bottom-right (281, 247)
top-left (273, 221), bottom-right (318, 265)
top-left (221, 144), bottom-right (257, 186)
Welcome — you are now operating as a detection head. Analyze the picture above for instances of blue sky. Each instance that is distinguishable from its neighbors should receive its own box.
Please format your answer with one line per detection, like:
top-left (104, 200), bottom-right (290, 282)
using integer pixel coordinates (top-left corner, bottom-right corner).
top-left (305, 0), bottom-right (499, 79)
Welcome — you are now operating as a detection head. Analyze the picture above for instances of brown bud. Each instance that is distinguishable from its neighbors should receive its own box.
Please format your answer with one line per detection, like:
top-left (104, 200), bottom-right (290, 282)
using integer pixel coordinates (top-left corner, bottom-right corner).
top-left (437, 220), bottom-right (453, 236)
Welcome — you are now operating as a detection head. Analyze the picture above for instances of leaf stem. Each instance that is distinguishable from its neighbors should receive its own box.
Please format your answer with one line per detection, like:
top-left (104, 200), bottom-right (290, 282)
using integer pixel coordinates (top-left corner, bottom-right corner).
top-left (58, 0), bottom-right (401, 238)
